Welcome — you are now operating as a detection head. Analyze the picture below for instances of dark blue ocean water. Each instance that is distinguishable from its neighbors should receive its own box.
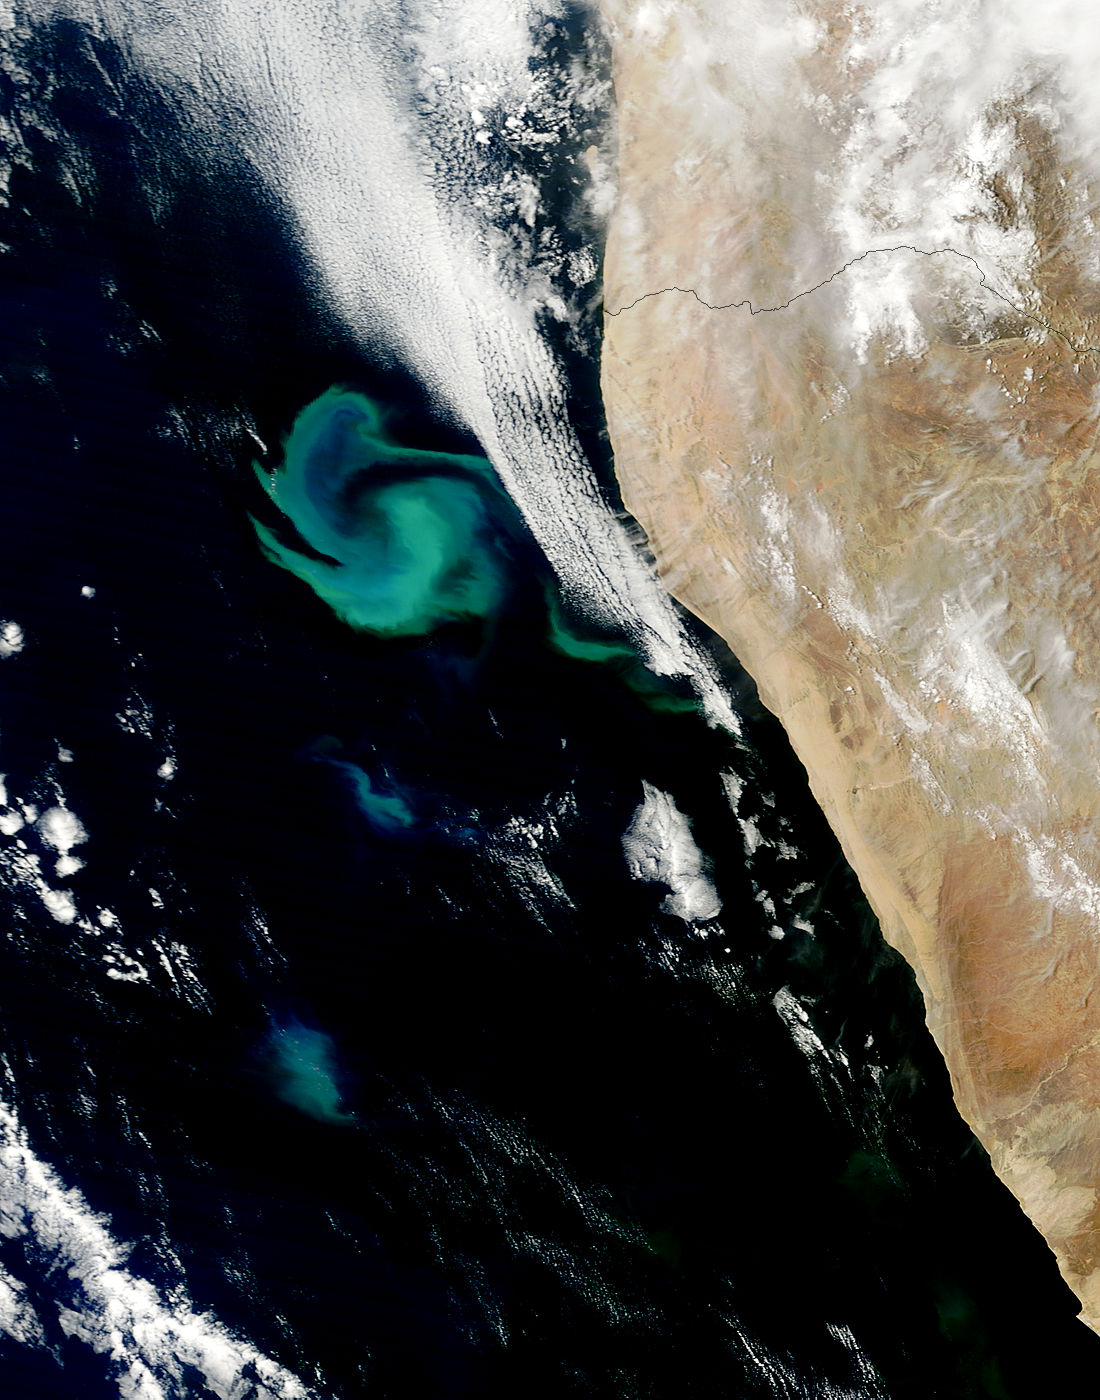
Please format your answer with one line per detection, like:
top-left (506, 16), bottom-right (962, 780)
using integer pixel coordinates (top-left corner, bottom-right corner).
top-left (0, 11), bottom-right (1097, 1400)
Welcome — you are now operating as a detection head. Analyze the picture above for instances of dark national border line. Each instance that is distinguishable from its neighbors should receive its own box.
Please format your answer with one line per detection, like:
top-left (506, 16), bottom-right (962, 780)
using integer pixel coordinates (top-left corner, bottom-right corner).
top-left (605, 244), bottom-right (1100, 358)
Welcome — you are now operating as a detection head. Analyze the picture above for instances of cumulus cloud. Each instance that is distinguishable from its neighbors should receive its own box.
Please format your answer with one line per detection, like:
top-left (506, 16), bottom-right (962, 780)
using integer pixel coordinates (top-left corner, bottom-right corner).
top-left (623, 781), bottom-right (721, 922)
top-left (0, 1101), bottom-right (316, 1399)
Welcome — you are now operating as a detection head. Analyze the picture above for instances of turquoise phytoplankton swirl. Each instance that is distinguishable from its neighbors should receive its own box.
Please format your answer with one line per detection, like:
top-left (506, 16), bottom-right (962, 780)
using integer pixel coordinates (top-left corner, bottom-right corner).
top-left (252, 387), bottom-right (517, 636)
top-left (253, 385), bottom-right (698, 714)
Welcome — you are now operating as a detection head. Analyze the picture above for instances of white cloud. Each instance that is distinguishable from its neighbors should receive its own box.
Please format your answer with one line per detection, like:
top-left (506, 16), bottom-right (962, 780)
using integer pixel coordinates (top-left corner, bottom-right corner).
top-left (0, 1263), bottom-right (44, 1347)
top-left (36, 805), bottom-right (88, 856)
top-left (623, 781), bottom-right (721, 922)
top-left (19, 0), bottom-right (737, 730)
top-left (0, 1101), bottom-right (315, 1398)
top-left (0, 621), bottom-right (24, 658)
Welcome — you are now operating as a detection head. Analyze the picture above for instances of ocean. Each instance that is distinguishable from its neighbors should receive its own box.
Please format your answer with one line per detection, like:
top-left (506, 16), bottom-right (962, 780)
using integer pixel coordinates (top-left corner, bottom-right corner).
top-left (0, 3), bottom-right (1097, 1397)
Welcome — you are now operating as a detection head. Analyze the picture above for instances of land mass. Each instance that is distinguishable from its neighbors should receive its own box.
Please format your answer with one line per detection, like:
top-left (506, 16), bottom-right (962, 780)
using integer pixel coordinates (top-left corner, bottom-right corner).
top-left (601, 0), bottom-right (1100, 1330)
